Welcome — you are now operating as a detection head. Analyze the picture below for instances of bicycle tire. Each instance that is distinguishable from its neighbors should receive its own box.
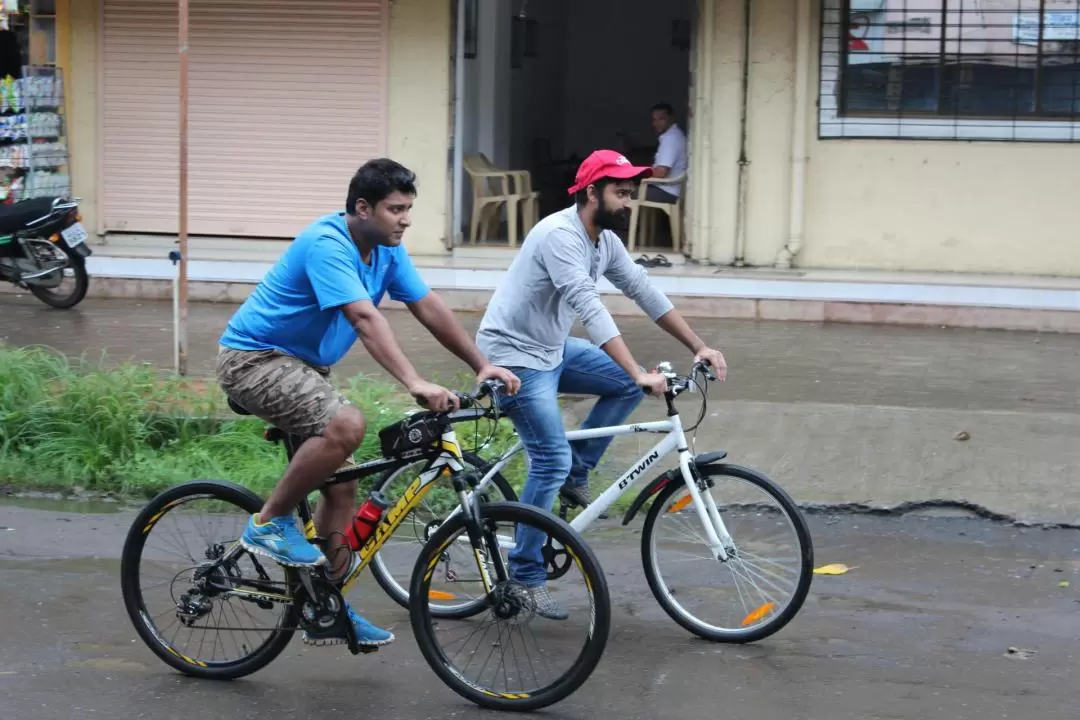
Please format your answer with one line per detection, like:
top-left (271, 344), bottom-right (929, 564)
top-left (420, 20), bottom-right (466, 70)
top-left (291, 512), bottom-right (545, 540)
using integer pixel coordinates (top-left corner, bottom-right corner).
top-left (409, 501), bottom-right (611, 712)
top-left (120, 480), bottom-right (299, 680)
top-left (640, 463), bottom-right (814, 643)
top-left (370, 451), bottom-right (517, 619)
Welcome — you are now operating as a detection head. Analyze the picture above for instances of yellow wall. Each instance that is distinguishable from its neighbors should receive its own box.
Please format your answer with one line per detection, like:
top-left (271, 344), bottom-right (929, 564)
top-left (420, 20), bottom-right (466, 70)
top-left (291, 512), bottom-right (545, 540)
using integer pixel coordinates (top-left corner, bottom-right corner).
top-left (693, 0), bottom-right (1080, 277)
top-left (68, 0), bottom-right (1078, 276)
top-left (386, 0), bottom-right (452, 255)
top-left (68, 0), bottom-right (100, 235)
top-left (802, 142), bottom-right (1080, 277)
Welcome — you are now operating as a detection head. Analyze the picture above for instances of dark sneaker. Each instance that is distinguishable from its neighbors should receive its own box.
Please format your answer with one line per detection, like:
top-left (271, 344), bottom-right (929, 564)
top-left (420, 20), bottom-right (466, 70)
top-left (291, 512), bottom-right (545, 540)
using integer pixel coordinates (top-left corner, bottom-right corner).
top-left (560, 483), bottom-right (609, 520)
top-left (527, 585), bottom-right (569, 621)
top-left (303, 604), bottom-right (395, 648)
top-left (241, 514), bottom-right (326, 567)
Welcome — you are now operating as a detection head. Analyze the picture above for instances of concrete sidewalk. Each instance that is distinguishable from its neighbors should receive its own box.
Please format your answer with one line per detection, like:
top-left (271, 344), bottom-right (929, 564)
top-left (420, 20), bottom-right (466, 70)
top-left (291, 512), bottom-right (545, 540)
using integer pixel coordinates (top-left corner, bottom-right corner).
top-left (2, 294), bottom-right (1078, 524)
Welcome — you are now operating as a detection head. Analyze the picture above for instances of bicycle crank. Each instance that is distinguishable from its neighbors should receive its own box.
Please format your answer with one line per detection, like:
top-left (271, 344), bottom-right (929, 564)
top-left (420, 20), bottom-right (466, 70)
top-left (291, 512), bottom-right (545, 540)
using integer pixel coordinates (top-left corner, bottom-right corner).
top-left (542, 537), bottom-right (575, 581)
top-left (295, 570), bottom-right (377, 655)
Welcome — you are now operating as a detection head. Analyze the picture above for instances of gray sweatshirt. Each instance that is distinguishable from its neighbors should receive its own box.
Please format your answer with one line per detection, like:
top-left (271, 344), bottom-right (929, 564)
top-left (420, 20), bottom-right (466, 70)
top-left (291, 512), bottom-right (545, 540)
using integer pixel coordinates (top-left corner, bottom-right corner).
top-left (476, 206), bottom-right (674, 371)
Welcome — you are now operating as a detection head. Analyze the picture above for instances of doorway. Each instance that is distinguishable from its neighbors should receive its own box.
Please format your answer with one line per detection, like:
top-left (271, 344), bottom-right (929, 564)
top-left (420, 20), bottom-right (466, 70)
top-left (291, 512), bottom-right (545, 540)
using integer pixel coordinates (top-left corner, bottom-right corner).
top-left (452, 0), bottom-right (695, 252)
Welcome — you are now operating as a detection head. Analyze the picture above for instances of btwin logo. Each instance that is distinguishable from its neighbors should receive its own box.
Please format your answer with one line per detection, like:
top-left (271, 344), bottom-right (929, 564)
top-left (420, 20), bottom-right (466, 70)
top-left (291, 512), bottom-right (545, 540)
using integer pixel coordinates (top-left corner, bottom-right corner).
top-left (617, 449), bottom-right (661, 490)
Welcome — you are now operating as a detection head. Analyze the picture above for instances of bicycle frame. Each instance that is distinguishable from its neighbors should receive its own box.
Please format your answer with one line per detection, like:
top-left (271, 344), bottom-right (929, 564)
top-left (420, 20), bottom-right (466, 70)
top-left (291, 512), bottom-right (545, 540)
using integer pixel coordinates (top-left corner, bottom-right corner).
top-left (211, 424), bottom-right (475, 605)
top-left (462, 411), bottom-right (735, 562)
top-left (304, 428), bottom-right (473, 595)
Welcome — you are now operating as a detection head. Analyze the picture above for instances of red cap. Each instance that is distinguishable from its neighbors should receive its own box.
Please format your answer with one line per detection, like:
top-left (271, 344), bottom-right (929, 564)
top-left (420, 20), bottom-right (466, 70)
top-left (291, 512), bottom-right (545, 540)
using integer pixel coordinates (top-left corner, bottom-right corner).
top-left (567, 150), bottom-right (652, 194)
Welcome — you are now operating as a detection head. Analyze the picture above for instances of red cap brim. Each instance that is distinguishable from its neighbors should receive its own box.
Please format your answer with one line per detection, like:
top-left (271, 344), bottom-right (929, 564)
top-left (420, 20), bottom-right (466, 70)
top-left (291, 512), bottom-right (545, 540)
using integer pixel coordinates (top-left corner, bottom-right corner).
top-left (568, 164), bottom-right (653, 194)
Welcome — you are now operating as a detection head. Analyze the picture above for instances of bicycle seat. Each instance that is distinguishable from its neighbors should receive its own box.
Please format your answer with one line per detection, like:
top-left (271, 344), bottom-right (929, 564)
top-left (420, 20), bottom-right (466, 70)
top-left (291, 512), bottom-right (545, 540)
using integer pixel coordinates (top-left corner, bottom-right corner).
top-left (227, 398), bottom-right (253, 416)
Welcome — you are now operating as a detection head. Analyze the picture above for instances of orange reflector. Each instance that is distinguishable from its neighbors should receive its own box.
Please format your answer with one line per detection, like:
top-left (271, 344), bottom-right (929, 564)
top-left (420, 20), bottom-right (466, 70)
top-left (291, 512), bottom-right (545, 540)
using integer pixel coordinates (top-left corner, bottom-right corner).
top-left (48, 233), bottom-right (60, 243)
top-left (428, 590), bottom-right (458, 601)
top-left (667, 495), bottom-right (693, 513)
top-left (741, 602), bottom-right (776, 627)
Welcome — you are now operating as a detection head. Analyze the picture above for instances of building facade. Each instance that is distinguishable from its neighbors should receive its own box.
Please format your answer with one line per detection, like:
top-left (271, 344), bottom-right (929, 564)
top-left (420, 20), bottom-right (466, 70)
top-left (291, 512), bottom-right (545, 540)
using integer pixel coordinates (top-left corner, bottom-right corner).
top-left (45, 0), bottom-right (1080, 294)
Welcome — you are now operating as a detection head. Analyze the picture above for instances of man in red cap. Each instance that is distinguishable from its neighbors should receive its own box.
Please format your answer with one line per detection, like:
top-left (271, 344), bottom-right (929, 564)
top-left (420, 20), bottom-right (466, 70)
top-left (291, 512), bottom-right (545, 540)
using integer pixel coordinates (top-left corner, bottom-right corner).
top-left (476, 149), bottom-right (728, 619)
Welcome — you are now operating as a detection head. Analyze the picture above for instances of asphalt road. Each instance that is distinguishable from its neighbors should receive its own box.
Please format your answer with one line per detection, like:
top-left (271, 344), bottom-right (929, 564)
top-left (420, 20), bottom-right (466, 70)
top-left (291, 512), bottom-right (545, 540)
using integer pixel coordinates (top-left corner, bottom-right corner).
top-left (1, 500), bottom-right (1078, 720)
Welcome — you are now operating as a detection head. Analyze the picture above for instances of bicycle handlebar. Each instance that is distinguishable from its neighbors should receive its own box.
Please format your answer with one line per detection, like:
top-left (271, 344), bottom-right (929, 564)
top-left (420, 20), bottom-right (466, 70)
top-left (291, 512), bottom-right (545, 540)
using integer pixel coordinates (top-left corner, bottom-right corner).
top-left (420, 359), bottom-right (710, 412)
top-left (415, 378), bottom-right (505, 413)
top-left (645, 359), bottom-right (719, 397)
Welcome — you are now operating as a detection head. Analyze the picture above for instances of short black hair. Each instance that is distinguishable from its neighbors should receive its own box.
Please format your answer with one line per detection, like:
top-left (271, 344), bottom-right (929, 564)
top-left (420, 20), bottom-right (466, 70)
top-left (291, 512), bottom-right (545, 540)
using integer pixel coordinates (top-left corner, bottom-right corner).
top-left (574, 177), bottom-right (614, 208)
top-left (651, 102), bottom-right (674, 116)
top-left (346, 158), bottom-right (417, 215)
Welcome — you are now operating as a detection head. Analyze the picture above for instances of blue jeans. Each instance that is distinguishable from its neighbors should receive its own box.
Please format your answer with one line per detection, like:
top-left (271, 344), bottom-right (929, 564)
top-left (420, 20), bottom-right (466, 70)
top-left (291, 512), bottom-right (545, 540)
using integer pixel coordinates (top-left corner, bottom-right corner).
top-left (498, 337), bottom-right (644, 587)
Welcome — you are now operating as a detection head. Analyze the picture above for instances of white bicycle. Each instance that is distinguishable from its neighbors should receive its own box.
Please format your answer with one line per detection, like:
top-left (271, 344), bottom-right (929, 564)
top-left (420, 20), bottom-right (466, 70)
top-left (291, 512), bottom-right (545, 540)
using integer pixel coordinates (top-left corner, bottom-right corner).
top-left (369, 360), bottom-right (814, 643)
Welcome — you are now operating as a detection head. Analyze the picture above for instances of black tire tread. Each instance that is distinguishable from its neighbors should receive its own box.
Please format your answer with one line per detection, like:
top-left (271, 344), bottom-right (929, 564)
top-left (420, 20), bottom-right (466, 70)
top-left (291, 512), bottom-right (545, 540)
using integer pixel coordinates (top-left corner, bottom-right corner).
top-left (29, 256), bottom-right (88, 309)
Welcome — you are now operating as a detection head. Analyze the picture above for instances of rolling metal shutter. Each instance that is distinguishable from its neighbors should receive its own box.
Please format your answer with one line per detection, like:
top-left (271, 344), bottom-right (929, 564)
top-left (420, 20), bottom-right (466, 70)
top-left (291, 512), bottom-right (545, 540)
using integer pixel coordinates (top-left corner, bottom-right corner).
top-left (102, 0), bottom-right (388, 237)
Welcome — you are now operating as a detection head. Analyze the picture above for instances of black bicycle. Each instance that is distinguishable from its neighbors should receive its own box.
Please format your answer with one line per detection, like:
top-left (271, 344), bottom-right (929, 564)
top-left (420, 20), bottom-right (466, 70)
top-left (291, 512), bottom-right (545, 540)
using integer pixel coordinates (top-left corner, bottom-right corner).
top-left (120, 382), bottom-right (611, 712)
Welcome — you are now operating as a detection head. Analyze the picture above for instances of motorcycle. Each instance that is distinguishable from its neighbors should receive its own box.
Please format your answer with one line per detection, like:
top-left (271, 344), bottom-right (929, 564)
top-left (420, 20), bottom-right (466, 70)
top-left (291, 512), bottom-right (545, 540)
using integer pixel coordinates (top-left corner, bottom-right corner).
top-left (0, 196), bottom-right (91, 309)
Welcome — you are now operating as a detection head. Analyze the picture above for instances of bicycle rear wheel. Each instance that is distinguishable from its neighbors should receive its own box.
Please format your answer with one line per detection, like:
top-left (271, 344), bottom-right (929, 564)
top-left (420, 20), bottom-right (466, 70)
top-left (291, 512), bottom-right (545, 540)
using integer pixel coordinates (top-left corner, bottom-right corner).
top-left (120, 480), bottom-right (298, 680)
top-left (370, 451), bottom-right (516, 619)
top-left (641, 463), bottom-right (813, 643)
top-left (410, 501), bottom-right (610, 712)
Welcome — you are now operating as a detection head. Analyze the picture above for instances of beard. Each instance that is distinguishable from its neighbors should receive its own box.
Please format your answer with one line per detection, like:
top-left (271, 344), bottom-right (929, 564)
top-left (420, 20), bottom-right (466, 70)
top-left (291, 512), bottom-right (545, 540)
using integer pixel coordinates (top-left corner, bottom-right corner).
top-left (594, 202), bottom-right (631, 232)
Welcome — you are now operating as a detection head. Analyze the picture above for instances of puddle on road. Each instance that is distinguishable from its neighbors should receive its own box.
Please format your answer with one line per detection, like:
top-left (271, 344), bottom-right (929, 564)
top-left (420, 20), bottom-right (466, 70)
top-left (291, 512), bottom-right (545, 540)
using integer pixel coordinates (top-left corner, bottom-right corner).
top-left (0, 494), bottom-right (131, 514)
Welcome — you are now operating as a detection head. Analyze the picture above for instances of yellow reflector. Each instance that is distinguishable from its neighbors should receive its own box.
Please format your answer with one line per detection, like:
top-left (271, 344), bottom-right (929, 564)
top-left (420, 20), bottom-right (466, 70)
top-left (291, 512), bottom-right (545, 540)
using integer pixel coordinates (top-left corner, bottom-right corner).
top-left (741, 602), bottom-right (776, 626)
top-left (667, 494), bottom-right (693, 513)
top-left (428, 590), bottom-right (458, 601)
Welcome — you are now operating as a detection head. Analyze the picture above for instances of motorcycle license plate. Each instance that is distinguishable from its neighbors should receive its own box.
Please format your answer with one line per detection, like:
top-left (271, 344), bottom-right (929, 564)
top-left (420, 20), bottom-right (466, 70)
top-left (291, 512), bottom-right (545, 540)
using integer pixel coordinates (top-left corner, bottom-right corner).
top-left (60, 222), bottom-right (89, 248)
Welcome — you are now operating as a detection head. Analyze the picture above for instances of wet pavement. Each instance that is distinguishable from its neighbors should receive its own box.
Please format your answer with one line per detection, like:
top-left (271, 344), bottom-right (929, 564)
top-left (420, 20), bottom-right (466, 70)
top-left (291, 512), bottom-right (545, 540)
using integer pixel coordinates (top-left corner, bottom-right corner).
top-left (1, 295), bottom-right (1080, 523)
top-left (2, 294), bottom-right (1078, 414)
top-left (1, 501), bottom-right (1078, 719)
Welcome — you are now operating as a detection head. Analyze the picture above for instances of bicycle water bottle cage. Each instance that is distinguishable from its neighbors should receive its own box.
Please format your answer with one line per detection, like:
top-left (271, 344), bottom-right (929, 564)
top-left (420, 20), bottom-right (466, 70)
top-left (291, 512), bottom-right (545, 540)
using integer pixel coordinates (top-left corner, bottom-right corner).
top-left (378, 412), bottom-right (444, 459)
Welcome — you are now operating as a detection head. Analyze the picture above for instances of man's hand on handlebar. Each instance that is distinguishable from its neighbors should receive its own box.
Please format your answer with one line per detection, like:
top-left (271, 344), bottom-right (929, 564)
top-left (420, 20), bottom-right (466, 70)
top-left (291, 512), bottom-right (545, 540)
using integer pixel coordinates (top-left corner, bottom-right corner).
top-left (477, 364), bottom-right (520, 396)
top-left (408, 380), bottom-right (461, 412)
top-left (693, 346), bottom-right (728, 382)
top-left (635, 370), bottom-right (669, 396)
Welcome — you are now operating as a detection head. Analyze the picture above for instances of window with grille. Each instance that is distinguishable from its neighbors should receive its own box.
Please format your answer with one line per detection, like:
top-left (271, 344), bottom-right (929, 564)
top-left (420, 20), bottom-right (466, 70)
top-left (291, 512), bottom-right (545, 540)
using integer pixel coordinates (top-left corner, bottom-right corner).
top-left (819, 0), bottom-right (1080, 141)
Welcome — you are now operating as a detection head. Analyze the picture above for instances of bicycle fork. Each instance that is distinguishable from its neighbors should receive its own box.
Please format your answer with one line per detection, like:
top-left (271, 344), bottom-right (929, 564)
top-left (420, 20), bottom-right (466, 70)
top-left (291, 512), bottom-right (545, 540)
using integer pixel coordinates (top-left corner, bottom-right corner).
top-left (451, 470), bottom-right (504, 596)
top-left (675, 451), bottom-right (733, 562)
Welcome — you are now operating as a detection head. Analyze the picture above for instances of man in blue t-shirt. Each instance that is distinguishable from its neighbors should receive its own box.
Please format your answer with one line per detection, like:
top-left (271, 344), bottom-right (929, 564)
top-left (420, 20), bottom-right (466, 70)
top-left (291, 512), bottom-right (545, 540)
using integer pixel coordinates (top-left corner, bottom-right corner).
top-left (217, 158), bottom-right (520, 650)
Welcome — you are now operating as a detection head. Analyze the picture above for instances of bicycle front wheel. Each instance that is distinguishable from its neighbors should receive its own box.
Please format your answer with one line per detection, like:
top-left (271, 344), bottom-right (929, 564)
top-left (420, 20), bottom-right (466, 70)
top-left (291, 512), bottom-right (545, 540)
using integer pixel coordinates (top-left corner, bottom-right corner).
top-left (410, 501), bottom-right (610, 712)
top-left (641, 463), bottom-right (814, 643)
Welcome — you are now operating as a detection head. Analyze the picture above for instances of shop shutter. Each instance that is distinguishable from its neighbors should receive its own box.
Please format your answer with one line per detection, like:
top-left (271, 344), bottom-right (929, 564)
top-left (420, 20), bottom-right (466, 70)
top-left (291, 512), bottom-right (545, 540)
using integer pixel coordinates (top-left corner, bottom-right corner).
top-left (102, 0), bottom-right (388, 237)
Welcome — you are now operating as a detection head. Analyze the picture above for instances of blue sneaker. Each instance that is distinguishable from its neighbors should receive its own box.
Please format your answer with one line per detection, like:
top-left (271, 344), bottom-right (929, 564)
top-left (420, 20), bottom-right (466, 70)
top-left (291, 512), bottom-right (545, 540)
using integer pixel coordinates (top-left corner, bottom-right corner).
top-left (240, 514), bottom-right (326, 567)
top-left (303, 604), bottom-right (395, 648)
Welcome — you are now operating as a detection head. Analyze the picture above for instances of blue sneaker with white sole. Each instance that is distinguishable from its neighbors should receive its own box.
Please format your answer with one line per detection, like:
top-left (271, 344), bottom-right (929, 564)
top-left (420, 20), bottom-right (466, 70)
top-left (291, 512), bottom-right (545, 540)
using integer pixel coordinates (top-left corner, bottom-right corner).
top-left (240, 514), bottom-right (325, 567)
top-left (303, 604), bottom-right (395, 648)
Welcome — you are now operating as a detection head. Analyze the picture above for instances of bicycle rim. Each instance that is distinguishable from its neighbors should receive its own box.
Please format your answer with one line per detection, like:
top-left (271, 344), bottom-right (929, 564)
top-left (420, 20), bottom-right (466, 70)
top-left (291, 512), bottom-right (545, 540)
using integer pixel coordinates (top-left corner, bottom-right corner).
top-left (642, 464), bottom-right (813, 643)
top-left (120, 480), bottom-right (297, 679)
top-left (409, 501), bottom-right (610, 712)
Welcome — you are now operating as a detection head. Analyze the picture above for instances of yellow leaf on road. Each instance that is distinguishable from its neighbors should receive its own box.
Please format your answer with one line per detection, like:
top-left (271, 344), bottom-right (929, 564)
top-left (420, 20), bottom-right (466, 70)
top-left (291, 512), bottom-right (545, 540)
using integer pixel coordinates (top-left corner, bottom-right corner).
top-left (813, 563), bottom-right (855, 576)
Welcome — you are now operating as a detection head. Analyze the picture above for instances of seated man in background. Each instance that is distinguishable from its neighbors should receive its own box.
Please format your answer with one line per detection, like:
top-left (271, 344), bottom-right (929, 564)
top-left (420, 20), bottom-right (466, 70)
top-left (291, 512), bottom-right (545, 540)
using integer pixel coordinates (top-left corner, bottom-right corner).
top-left (647, 102), bottom-right (688, 204)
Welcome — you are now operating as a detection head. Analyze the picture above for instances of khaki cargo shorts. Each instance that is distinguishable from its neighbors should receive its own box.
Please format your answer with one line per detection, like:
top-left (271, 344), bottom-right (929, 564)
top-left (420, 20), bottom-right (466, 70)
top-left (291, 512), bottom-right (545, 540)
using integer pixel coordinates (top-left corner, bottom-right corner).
top-left (216, 346), bottom-right (352, 438)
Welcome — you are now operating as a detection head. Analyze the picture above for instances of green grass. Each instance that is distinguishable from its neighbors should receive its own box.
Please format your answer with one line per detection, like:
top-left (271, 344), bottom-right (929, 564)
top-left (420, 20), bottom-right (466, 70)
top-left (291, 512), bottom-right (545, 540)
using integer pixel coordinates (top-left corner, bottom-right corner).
top-left (0, 343), bottom-right (524, 500)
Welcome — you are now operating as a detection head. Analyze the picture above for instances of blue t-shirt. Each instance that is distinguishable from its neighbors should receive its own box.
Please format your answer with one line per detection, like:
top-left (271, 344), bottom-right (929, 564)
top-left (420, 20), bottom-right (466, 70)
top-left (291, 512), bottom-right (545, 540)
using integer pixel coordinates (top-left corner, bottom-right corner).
top-left (219, 212), bottom-right (430, 367)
